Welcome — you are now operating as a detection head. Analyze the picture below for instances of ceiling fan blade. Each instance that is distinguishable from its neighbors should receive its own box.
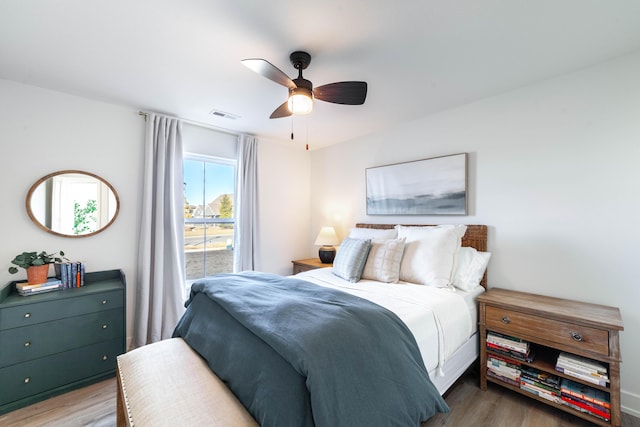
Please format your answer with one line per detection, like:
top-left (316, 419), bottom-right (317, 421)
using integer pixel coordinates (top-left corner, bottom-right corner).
top-left (314, 81), bottom-right (367, 105)
top-left (241, 58), bottom-right (296, 89)
top-left (269, 101), bottom-right (292, 119)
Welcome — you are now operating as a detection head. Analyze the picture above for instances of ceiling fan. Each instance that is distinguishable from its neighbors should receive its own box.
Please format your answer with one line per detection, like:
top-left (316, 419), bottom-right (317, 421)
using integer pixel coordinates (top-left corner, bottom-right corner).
top-left (242, 51), bottom-right (368, 119)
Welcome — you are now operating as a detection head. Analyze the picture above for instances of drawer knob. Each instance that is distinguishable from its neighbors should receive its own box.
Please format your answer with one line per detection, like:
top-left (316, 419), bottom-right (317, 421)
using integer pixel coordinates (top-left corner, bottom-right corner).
top-left (24, 341), bottom-right (31, 347)
top-left (571, 331), bottom-right (583, 342)
top-left (102, 300), bottom-right (108, 305)
top-left (102, 355), bottom-right (108, 361)
top-left (24, 313), bottom-right (31, 319)
top-left (24, 377), bottom-right (30, 384)
top-left (102, 324), bottom-right (108, 329)
top-left (501, 316), bottom-right (510, 324)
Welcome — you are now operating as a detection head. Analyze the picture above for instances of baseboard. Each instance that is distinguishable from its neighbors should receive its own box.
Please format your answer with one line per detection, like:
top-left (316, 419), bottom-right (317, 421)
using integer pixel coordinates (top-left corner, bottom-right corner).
top-left (622, 389), bottom-right (640, 418)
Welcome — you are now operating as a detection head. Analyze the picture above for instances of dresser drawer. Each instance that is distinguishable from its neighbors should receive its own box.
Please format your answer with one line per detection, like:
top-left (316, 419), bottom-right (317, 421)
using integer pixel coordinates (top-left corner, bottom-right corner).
top-left (0, 289), bottom-right (123, 330)
top-left (0, 308), bottom-right (123, 367)
top-left (485, 306), bottom-right (609, 355)
top-left (0, 338), bottom-right (122, 405)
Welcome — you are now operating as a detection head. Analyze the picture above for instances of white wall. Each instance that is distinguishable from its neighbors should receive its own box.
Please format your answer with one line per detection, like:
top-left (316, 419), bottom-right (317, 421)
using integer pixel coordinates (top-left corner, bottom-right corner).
top-left (310, 51), bottom-right (640, 415)
top-left (0, 79), bottom-right (311, 344)
top-left (255, 140), bottom-right (311, 275)
top-left (0, 79), bottom-right (145, 337)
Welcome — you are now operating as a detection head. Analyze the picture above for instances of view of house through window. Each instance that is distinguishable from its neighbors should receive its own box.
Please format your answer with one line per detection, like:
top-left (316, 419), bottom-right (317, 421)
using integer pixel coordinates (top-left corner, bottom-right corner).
top-left (183, 155), bottom-right (236, 286)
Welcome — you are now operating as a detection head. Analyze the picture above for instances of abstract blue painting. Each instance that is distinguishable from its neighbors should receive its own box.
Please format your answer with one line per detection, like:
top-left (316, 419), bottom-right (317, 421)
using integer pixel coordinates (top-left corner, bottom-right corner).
top-left (366, 153), bottom-right (467, 215)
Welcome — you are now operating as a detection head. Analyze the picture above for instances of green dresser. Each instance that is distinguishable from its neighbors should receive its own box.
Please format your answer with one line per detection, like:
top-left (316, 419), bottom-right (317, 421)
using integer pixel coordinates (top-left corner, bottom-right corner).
top-left (0, 269), bottom-right (126, 414)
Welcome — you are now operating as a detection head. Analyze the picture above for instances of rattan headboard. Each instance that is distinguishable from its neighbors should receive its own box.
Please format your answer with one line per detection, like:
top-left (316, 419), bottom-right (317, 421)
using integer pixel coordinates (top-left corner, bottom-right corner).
top-left (355, 223), bottom-right (488, 288)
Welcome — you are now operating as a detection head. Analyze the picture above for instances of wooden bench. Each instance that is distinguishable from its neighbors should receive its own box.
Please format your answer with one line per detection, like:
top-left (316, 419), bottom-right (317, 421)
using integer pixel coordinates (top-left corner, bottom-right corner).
top-left (116, 338), bottom-right (258, 427)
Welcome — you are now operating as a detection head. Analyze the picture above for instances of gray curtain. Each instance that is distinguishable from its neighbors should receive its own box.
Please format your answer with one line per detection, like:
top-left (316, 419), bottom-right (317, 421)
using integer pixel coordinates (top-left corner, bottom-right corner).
top-left (234, 135), bottom-right (259, 272)
top-left (134, 113), bottom-right (186, 347)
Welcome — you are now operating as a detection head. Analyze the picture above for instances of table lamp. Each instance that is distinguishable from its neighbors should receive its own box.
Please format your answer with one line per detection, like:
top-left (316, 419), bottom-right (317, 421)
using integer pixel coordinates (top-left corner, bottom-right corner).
top-left (314, 226), bottom-right (340, 264)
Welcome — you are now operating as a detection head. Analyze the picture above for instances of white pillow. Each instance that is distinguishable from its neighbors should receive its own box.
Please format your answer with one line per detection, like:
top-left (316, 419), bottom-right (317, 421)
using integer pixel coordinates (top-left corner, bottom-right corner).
top-left (396, 225), bottom-right (467, 287)
top-left (452, 247), bottom-right (491, 291)
top-left (348, 227), bottom-right (397, 240)
top-left (361, 238), bottom-right (406, 283)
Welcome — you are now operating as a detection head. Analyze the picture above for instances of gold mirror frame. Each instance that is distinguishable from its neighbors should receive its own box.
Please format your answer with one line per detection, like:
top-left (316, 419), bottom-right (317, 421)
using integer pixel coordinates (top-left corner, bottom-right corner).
top-left (26, 170), bottom-right (120, 238)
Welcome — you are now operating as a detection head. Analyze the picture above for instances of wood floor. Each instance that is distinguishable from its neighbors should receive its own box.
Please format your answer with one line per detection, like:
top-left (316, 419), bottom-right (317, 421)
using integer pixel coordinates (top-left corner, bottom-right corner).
top-left (1, 372), bottom-right (638, 427)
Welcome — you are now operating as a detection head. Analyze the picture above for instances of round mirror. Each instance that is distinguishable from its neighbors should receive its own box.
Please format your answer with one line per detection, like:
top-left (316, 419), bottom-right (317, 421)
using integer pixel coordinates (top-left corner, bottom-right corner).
top-left (26, 170), bottom-right (120, 238)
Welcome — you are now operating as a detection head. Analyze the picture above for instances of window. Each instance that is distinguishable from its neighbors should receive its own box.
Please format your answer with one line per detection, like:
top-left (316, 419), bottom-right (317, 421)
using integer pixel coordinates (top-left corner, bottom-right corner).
top-left (183, 155), bottom-right (236, 287)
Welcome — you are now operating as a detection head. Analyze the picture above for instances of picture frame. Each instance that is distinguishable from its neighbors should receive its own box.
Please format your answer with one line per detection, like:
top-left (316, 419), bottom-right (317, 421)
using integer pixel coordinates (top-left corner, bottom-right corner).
top-left (366, 153), bottom-right (467, 215)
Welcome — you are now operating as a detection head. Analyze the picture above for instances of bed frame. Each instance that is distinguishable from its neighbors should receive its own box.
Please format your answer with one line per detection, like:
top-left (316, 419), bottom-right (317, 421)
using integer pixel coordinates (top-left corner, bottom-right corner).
top-left (355, 224), bottom-right (488, 288)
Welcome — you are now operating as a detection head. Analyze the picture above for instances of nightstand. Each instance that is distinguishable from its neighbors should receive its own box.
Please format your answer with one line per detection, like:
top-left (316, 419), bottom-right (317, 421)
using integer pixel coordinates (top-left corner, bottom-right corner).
top-left (291, 258), bottom-right (332, 275)
top-left (478, 288), bottom-right (623, 427)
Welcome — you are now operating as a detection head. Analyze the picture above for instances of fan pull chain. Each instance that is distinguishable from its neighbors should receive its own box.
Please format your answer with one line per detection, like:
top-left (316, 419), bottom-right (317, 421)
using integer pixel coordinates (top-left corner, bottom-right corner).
top-left (291, 116), bottom-right (294, 140)
top-left (306, 117), bottom-right (309, 150)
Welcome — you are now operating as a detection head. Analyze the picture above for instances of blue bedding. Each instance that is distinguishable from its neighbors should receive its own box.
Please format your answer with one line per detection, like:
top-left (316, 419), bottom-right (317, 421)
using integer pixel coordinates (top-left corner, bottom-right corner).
top-left (173, 272), bottom-right (449, 426)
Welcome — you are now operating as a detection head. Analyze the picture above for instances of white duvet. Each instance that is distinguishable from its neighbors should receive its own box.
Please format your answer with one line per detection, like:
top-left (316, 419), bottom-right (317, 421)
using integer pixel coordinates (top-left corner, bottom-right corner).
top-left (296, 268), bottom-right (482, 375)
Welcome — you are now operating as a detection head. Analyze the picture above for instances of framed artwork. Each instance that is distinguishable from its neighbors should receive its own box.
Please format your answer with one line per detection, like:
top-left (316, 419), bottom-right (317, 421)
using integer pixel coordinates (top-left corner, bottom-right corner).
top-left (366, 153), bottom-right (467, 215)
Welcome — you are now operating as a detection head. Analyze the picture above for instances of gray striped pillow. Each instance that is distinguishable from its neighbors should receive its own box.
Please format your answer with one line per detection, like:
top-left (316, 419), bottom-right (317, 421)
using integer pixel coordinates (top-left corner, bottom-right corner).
top-left (332, 237), bottom-right (371, 282)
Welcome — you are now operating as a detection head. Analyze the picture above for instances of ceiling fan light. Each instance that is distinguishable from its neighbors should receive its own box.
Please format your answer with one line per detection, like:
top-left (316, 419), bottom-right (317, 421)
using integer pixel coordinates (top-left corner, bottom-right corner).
top-left (288, 88), bottom-right (313, 115)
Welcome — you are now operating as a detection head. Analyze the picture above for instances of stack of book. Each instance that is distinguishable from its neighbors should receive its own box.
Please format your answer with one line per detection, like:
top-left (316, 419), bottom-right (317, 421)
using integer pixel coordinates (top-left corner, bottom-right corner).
top-left (16, 278), bottom-right (63, 296)
top-left (54, 262), bottom-right (86, 289)
top-left (486, 331), bottom-right (534, 362)
top-left (486, 353), bottom-right (521, 387)
top-left (555, 352), bottom-right (609, 386)
top-left (519, 366), bottom-right (561, 403)
top-left (560, 378), bottom-right (611, 422)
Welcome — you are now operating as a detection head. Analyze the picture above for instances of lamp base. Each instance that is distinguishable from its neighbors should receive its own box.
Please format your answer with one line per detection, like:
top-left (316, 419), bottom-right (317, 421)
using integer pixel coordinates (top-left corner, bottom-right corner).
top-left (318, 246), bottom-right (336, 264)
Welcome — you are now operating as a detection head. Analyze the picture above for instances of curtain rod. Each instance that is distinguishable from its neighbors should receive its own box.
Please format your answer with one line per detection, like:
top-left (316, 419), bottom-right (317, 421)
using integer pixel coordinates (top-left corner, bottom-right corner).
top-left (138, 110), bottom-right (246, 137)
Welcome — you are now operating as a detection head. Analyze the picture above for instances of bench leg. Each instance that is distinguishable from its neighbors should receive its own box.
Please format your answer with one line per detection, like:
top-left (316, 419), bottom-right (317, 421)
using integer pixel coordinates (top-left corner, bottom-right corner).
top-left (116, 365), bottom-right (128, 427)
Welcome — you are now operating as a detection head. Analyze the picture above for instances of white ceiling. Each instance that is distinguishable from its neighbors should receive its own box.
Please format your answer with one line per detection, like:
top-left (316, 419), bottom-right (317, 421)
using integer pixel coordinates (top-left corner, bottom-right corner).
top-left (2, 0), bottom-right (640, 149)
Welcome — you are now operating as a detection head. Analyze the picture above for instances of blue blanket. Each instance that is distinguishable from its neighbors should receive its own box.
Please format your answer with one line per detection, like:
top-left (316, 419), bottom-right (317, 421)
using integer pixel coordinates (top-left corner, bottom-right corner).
top-left (173, 272), bottom-right (449, 426)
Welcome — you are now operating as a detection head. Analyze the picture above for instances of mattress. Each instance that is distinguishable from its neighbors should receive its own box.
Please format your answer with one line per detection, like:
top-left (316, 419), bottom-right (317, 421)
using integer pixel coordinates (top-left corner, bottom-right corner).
top-left (296, 268), bottom-right (484, 375)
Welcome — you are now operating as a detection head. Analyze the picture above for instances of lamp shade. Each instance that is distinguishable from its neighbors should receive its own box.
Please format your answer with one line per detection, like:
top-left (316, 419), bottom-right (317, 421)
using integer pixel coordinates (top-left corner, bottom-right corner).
top-left (287, 87), bottom-right (314, 114)
top-left (314, 226), bottom-right (339, 246)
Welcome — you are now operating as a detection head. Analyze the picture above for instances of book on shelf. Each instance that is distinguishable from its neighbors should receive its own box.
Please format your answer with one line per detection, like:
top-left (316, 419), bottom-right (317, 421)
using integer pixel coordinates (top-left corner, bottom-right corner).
top-left (16, 277), bottom-right (61, 290)
top-left (487, 332), bottom-right (530, 354)
top-left (487, 353), bottom-right (522, 388)
top-left (560, 378), bottom-right (610, 409)
top-left (518, 364), bottom-right (562, 404)
top-left (562, 392), bottom-right (611, 415)
top-left (488, 353), bottom-right (521, 368)
top-left (520, 366), bottom-right (560, 387)
top-left (16, 278), bottom-right (63, 296)
top-left (557, 352), bottom-right (608, 375)
top-left (486, 341), bottom-right (535, 362)
top-left (556, 360), bottom-right (609, 379)
top-left (555, 366), bottom-right (609, 386)
top-left (561, 396), bottom-right (611, 421)
top-left (487, 369), bottom-right (520, 388)
top-left (519, 380), bottom-right (562, 404)
top-left (487, 361), bottom-right (520, 381)
top-left (520, 375), bottom-right (560, 394)
top-left (55, 261), bottom-right (86, 289)
top-left (556, 352), bottom-right (609, 386)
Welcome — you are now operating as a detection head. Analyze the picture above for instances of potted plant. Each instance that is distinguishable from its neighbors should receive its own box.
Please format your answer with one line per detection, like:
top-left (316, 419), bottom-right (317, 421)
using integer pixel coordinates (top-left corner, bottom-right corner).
top-left (8, 250), bottom-right (68, 284)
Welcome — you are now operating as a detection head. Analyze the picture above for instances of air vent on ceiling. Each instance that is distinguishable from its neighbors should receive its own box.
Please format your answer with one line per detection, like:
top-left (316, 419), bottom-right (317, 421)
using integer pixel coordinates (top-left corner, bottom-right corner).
top-left (209, 109), bottom-right (240, 120)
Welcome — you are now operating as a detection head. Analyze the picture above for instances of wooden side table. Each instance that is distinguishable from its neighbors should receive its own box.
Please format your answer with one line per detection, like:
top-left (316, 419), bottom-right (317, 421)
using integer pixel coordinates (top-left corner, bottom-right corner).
top-left (291, 258), bottom-right (332, 275)
top-left (478, 288), bottom-right (623, 427)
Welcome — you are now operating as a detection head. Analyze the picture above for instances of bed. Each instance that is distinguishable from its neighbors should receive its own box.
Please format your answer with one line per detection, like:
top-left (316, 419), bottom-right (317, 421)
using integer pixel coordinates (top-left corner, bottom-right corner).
top-left (173, 223), bottom-right (489, 426)
top-left (346, 223), bottom-right (488, 394)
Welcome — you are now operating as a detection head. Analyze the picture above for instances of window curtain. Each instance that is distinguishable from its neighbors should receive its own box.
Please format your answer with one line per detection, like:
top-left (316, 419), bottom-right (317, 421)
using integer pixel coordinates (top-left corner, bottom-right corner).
top-left (133, 113), bottom-right (186, 347)
top-left (234, 135), bottom-right (259, 272)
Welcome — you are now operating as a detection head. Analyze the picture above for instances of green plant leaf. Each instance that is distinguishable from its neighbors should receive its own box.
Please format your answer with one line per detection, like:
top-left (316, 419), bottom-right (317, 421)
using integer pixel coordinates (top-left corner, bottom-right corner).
top-left (8, 250), bottom-right (69, 273)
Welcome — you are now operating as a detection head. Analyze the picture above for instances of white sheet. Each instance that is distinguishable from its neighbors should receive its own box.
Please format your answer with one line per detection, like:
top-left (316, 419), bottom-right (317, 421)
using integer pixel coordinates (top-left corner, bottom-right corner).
top-left (295, 268), bottom-right (484, 375)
